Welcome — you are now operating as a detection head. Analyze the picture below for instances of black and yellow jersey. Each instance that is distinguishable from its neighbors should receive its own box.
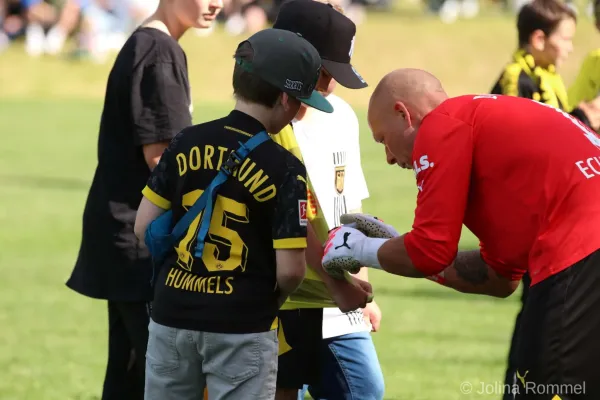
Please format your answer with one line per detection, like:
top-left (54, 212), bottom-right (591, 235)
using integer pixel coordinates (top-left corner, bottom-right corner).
top-left (569, 48), bottom-right (600, 106)
top-left (142, 110), bottom-right (308, 334)
top-left (271, 125), bottom-right (337, 310)
top-left (491, 49), bottom-right (590, 127)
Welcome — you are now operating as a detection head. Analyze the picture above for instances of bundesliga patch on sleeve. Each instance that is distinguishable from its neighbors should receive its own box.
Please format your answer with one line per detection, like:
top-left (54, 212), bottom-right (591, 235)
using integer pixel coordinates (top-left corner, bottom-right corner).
top-left (299, 200), bottom-right (308, 226)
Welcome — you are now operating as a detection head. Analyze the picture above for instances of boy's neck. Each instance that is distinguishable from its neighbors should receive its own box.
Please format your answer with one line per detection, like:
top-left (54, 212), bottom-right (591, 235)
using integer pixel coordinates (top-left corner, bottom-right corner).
top-left (234, 101), bottom-right (273, 133)
top-left (142, 5), bottom-right (187, 41)
top-left (521, 46), bottom-right (552, 69)
top-left (295, 105), bottom-right (309, 121)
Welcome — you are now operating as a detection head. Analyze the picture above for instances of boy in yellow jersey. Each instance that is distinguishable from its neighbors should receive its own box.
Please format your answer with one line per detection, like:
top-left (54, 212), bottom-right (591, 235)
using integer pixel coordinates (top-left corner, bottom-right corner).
top-left (569, 0), bottom-right (600, 119)
top-left (491, 0), bottom-right (599, 129)
top-left (272, 1), bottom-right (384, 400)
top-left (490, 1), bottom-right (600, 397)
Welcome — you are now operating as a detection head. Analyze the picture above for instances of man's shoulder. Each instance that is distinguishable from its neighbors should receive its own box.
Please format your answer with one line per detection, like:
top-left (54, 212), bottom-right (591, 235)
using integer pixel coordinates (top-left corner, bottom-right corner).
top-left (119, 28), bottom-right (185, 67)
top-left (422, 96), bottom-right (478, 132)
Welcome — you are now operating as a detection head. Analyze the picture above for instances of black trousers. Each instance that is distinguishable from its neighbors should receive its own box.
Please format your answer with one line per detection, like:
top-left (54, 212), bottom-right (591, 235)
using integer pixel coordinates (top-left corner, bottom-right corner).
top-left (508, 250), bottom-right (600, 399)
top-left (504, 273), bottom-right (531, 399)
top-left (101, 301), bottom-right (150, 400)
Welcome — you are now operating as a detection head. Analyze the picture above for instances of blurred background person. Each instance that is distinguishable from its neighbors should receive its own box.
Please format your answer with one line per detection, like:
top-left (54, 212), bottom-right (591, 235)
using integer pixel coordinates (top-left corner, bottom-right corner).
top-left (22, 0), bottom-right (82, 56)
top-left (568, 0), bottom-right (600, 121)
top-left (0, 0), bottom-right (26, 52)
top-left (74, 0), bottom-right (158, 62)
top-left (65, 0), bottom-right (222, 398)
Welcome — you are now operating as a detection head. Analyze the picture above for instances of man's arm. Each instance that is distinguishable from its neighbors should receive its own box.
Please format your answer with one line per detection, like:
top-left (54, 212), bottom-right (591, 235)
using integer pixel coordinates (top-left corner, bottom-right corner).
top-left (325, 115), bottom-right (502, 291)
top-left (143, 142), bottom-right (169, 170)
top-left (439, 250), bottom-right (520, 298)
top-left (135, 133), bottom-right (179, 240)
top-left (377, 116), bottom-right (474, 279)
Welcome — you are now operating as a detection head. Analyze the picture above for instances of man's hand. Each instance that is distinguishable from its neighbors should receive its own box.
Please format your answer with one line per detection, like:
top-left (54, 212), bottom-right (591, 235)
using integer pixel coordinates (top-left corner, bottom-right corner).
top-left (362, 300), bottom-right (382, 332)
top-left (328, 274), bottom-right (374, 312)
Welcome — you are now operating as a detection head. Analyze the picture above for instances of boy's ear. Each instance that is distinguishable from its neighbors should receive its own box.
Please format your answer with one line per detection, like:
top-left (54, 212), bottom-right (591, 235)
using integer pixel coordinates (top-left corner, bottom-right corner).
top-left (530, 29), bottom-right (546, 52)
top-left (280, 92), bottom-right (290, 111)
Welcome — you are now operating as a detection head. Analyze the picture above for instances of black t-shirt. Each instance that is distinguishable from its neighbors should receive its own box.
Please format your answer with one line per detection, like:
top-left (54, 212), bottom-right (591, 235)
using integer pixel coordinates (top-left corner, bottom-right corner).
top-left (66, 27), bottom-right (193, 302)
top-left (143, 111), bottom-right (308, 333)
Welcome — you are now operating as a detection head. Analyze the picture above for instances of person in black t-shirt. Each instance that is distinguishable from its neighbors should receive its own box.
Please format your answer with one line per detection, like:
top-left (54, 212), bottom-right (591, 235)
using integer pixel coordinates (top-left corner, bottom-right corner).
top-left (65, 1), bottom-right (223, 399)
top-left (134, 28), bottom-right (333, 400)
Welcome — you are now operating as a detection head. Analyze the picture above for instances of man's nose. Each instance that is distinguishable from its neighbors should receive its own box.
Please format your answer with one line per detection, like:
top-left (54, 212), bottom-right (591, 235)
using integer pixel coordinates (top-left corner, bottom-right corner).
top-left (385, 147), bottom-right (396, 165)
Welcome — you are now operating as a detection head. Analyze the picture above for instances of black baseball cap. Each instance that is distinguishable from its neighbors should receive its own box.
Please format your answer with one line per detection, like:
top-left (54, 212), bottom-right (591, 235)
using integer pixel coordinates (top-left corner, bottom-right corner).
top-left (234, 29), bottom-right (333, 113)
top-left (273, 0), bottom-right (368, 89)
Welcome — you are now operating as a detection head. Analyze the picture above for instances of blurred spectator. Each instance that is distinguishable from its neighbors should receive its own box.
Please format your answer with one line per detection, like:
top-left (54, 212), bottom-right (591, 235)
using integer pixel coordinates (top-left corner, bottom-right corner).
top-left (23, 0), bottom-right (81, 56)
top-left (75, 0), bottom-right (158, 62)
top-left (209, 0), bottom-right (370, 37)
top-left (568, 0), bottom-right (600, 122)
top-left (0, 0), bottom-right (26, 52)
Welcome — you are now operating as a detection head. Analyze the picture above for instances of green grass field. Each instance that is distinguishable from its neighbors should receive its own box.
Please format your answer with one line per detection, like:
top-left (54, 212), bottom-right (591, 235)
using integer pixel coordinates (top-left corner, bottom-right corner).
top-left (0, 8), bottom-right (598, 400)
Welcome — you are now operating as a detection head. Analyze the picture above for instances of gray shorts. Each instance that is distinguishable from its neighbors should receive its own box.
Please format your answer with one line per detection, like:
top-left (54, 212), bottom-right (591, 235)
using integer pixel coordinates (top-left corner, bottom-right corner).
top-left (145, 319), bottom-right (278, 400)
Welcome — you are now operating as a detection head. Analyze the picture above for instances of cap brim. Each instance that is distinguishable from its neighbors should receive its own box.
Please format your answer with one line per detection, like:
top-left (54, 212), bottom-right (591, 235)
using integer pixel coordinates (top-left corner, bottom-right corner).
top-left (322, 59), bottom-right (368, 89)
top-left (298, 90), bottom-right (334, 113)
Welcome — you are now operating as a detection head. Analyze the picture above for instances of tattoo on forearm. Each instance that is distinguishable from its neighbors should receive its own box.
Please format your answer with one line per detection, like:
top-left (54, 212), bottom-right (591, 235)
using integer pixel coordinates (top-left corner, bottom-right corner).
top-left (454, 251), bottom-right (489, 285)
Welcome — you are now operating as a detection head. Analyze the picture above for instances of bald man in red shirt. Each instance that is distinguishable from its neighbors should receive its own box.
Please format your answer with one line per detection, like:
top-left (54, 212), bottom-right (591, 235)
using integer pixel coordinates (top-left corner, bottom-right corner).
top-left (322, 69), bottom-right (600, 400)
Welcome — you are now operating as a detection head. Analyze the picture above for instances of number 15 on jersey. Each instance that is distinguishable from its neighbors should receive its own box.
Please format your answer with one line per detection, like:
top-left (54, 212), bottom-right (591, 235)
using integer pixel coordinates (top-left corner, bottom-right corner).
top-left (175, 189), bottom-right (250, 273)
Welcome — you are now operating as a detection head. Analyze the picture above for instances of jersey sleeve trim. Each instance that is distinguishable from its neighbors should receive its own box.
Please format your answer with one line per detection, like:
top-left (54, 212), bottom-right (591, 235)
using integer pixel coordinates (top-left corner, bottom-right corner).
top-left (273, 238), bottom-right (308, 249)
top-left (142, 186), bottom-right (171, 210)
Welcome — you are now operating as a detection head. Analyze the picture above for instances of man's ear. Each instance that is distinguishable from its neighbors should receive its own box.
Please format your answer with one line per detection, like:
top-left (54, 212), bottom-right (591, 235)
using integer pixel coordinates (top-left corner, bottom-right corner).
top-left (394, 101), bottom-right (412, 128)
top-left (530, 29), bottom-right (546, 52)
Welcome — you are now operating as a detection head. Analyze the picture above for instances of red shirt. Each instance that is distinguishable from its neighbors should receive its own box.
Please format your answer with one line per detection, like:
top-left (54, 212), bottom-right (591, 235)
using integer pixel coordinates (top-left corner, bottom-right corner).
top-left (404, 94), bottom-right (600, 285)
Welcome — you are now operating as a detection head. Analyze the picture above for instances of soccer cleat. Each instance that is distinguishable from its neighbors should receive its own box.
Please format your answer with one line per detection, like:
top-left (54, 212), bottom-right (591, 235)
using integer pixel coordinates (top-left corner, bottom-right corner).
top-left (340, 213), bottom-right (399, 239)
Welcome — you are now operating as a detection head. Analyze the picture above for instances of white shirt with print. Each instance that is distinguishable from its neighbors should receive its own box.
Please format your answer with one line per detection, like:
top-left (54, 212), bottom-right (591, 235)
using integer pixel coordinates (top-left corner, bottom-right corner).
top-left (291, 93), bottom-right (371, 339)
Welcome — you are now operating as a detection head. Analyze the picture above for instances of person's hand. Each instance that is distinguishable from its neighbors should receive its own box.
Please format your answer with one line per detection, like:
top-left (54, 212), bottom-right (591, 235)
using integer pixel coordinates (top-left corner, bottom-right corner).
top-left (340, 213), bottom-right (400, 238)
top-left (327, 273), bottom-right (374, 313)
top-left (362, 300), bottom-right (382, 332)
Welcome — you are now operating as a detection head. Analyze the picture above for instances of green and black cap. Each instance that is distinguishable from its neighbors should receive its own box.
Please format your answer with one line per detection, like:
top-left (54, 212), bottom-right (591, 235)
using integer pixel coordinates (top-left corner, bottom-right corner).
top-left (234, 28), bottom-right (334, 113)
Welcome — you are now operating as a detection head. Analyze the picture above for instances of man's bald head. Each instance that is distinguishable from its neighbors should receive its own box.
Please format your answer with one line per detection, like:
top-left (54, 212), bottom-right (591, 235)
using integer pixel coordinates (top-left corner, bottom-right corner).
top-left (367, 69), bottom-right (448, 170)
top-left (370, 68), bottom-right (447, 119)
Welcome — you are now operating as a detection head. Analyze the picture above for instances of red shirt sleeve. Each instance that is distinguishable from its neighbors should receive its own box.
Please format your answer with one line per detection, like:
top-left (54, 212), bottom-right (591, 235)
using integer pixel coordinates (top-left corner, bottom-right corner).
top-left (404, 113), bottom-right (473, 276)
